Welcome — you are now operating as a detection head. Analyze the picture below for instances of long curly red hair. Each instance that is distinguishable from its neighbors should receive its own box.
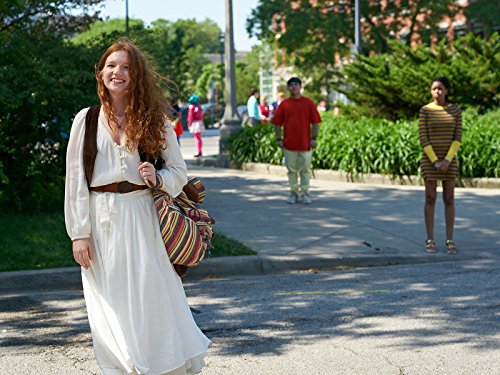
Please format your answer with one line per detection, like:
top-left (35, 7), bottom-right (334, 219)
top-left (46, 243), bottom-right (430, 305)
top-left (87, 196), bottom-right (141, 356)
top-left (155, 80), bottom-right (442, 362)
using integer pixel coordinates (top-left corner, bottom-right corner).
top-left (95, 38), bottom-right (172, 157)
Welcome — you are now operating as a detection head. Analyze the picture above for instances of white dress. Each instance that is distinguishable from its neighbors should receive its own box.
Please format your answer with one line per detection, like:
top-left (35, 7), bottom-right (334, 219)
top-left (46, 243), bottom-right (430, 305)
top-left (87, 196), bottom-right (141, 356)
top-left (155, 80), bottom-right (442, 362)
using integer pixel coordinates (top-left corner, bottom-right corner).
top-left (64, 108), bottom-right (210, 375)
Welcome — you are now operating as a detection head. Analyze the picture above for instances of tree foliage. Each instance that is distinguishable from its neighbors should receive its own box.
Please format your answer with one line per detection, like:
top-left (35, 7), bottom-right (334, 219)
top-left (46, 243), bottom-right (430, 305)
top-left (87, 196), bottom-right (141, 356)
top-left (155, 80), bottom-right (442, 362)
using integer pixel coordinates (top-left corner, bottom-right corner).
top-left (247, 0), bottom-right (458, 56)
top-left (0, 0), bottom-right (103, 212)
top-left (335, 33), bottom-right (500, 119)
top-left (0, 0), bottom-right (101, 35)
top-left (0, 7), bottom-right (226, 212)
top-left (246, 0), bottom-right (464, 95)
top-left (194, 46), bottom-right (261, 105)
top-left (464, 0), bottom-right (500, 40)
top-left (72, 18), bottom-right (222, 99)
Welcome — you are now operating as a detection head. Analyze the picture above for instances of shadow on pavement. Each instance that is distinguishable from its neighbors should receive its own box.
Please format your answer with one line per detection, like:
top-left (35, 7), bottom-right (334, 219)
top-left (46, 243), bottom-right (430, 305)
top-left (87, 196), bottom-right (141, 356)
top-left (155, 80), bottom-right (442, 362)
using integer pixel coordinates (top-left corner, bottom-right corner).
top-left (0, 290), bottom-right (91, 348)
top-left (199, 173), bottom-right (500, 257)
top-left (186, 257), bottom-right (500, 357)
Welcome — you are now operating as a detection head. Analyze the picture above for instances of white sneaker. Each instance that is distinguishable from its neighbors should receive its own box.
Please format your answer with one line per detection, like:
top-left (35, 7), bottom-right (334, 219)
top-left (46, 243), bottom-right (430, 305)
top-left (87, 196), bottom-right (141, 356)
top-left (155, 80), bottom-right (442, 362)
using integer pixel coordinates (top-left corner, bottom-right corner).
top-left (287, 193), bottom-right (298, 204)
top-left (302, 193), bottom-right (312, 204)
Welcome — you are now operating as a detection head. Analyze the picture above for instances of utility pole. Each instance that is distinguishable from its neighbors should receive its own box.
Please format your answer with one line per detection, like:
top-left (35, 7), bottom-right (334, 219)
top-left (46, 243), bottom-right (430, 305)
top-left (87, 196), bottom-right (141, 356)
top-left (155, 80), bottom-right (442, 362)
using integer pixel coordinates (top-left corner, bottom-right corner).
top-left (218, 0), bottom-right (242, 167)
top-left (352, 0), bottom-right (362, 55)
top-left (125, 0), bottom-right (129, 35)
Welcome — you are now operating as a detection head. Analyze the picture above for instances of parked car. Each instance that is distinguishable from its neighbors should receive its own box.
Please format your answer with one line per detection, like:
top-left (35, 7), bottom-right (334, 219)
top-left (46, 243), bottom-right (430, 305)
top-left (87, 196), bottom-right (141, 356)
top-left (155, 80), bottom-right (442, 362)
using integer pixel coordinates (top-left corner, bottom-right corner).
top-left (175, 105), bottom-right (187, 130)
top-left (201, 103), bottom-right (225, 128)
top-left (237, 105), bottom-right (249, 126)
top-left (181, 103), bottom-right (248, 129)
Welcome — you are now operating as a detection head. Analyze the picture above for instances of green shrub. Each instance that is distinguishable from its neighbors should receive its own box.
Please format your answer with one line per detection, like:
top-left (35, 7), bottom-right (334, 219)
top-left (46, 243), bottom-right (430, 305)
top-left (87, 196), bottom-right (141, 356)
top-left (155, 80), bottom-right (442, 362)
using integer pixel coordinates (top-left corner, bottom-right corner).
top-left (227, 123), bottom-right (283, 166)
top-left (313, 114), bottom-right (420, 176)
top-left (459, 108), bottom-right (500, 178)
top-left (227, 108), bottom-right (500, 179)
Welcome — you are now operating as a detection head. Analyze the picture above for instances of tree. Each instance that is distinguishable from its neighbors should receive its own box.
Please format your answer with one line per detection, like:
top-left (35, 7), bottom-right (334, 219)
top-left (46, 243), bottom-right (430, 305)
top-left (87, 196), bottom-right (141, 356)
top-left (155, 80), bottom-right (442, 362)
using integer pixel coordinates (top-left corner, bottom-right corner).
top-left (464, 0), bottom-right (500, 40)
top-left (0, 0), bottom-right (101, 35)
top-left (334, 33), bottom-right (500, 119)
top-left (72, 18), bottom-right (223, 100)
top-left (247, 0), bottom-right (458, 54)
top-left (194, 46), bottom-right (261, 106)
top-left (194, 63), bottom-right (225, 103)
top-left (246, 0), bottom-right (459, 95)
top-left (0, 0), bottom-right (104, 211)
top-left (235, 46), bottom-right (261, 105)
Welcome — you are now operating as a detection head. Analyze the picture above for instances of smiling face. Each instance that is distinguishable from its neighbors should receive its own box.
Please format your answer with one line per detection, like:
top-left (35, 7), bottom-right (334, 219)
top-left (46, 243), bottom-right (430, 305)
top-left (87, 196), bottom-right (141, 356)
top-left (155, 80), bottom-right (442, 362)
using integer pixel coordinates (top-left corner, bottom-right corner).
top-left (102, 50), bottom-right (130, 99)
top-left (431, 80), bottom-right (448, 105)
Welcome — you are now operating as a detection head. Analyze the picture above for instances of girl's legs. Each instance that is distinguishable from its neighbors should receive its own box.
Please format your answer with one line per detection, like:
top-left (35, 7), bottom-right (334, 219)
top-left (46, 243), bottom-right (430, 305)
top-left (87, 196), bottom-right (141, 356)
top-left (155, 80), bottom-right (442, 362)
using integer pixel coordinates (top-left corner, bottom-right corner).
top-left (424, 179), bottom-right (438, 240)
top-left (442, 179), bottom-right (456, 241)
top-left (193, 132), bottom-right (202, 156)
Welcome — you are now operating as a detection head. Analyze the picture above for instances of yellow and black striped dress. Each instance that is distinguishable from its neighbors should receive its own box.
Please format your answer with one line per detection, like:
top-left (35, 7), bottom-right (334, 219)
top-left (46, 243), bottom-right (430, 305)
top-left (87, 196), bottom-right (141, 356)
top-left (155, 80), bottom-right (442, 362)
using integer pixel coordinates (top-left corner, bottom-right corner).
top-left (419, 102), bottom-right (462, 180)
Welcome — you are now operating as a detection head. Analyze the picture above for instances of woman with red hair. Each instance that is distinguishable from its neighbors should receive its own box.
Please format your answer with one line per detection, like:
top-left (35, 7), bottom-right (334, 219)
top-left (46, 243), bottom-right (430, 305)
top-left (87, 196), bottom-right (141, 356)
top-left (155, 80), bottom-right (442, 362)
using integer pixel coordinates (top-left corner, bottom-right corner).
top-left (65, 39), bottom-right (210, 374)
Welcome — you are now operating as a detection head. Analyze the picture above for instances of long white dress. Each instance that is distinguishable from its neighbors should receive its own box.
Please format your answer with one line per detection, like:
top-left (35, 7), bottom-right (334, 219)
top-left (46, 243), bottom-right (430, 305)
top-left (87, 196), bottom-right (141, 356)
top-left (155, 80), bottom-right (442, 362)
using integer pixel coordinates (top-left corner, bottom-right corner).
top-left (64, 108), bottom-right (210, 375)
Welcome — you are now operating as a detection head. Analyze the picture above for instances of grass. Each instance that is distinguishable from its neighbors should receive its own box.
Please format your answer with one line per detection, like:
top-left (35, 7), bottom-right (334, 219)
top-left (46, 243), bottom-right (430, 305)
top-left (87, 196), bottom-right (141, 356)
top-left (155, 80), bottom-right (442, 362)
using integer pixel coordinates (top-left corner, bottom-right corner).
top-left (209, 231), bottom-right (255, 258)
top-left (0, 213), bottom-right (256, 272)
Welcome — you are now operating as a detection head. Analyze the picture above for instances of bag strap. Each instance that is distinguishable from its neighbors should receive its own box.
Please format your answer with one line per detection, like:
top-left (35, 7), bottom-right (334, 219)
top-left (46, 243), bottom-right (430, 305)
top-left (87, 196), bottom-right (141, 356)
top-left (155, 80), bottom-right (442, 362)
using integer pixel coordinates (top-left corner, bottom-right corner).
top-left (139, 149), bottom-right (164, 171)
top-left (83, 105), bottom-right (101, 186)
top-left (83, 104), bottom-right (165, 184)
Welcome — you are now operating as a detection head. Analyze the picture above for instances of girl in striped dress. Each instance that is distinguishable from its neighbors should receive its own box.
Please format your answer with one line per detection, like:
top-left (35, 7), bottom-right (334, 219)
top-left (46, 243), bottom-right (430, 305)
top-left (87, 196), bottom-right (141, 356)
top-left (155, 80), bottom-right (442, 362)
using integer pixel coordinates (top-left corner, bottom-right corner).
top-left (419, 77), bottom-right (462, 254)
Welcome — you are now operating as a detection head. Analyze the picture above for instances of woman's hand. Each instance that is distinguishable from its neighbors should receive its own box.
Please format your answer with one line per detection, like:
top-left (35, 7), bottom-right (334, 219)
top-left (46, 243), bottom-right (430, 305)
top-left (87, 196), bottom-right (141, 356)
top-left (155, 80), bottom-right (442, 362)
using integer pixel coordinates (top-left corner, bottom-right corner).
top-left (433, 160), bottom-right (442, 170)
top-left (439, 159), bottom-right (450, 173)
top-left (72, 238), bottom-right (94, 269)
top-left (138, 161), bottom-right (157, 188)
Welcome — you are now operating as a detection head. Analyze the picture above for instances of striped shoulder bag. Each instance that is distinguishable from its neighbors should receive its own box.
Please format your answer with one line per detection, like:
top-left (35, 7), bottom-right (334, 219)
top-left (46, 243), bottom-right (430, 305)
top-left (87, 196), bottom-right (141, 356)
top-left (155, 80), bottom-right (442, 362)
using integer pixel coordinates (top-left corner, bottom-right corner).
top-left (152, 177), bottom-right (215, 277)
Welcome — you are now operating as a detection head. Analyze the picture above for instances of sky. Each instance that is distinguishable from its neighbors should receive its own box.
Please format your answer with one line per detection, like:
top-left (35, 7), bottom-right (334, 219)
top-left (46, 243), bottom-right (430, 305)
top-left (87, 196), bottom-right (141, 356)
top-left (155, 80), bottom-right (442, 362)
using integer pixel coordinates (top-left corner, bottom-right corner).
top-left (97, 0), bottom-right (261, 51)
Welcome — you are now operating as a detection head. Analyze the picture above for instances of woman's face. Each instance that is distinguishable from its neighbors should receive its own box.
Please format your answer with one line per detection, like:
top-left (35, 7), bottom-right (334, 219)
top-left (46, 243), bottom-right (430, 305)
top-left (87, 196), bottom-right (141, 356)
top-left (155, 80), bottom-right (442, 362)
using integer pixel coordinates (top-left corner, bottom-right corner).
top-left (431, 81), bottom-right (448, 103)
top-left (102, 50), bottom-right (130, 98)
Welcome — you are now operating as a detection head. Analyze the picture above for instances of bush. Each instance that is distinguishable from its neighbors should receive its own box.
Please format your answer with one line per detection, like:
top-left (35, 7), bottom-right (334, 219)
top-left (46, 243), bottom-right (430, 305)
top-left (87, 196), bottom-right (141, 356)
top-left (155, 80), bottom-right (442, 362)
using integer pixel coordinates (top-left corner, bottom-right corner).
top-left (227, 108), bottom-right (500, 179)
top-left (227, 123), bottom-right (283, 166)
top-left (313, 114), bottom-right (420, 176)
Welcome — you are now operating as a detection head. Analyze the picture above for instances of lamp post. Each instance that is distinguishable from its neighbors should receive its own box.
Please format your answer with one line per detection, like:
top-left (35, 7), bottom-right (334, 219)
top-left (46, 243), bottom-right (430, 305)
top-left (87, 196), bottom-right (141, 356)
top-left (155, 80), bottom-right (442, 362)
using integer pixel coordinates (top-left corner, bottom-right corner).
top-left (218, 0), bottom-right (241, 167)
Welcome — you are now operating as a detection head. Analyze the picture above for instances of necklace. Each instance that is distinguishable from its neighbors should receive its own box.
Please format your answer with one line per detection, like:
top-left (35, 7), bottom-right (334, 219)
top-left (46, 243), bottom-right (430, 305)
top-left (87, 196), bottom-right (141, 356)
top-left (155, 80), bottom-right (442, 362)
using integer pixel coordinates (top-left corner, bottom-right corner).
top-left (111, 114), bottom-right (127, 129)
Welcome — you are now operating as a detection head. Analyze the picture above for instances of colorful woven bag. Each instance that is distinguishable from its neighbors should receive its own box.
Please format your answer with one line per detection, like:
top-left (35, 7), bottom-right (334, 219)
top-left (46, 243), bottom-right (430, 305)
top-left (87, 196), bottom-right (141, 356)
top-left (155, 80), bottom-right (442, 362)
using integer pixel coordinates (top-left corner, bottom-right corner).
top-left (152, 177), bottom-right (215, 269)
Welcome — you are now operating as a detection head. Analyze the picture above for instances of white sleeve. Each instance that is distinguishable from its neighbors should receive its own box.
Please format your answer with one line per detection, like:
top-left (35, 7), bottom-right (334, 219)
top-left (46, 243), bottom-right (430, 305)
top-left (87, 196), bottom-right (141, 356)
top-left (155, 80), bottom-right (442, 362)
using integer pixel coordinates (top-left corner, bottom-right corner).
top-left (64, 108), bottom-right (92, 241)
top-left (157, 123), bottom-right (188, 197)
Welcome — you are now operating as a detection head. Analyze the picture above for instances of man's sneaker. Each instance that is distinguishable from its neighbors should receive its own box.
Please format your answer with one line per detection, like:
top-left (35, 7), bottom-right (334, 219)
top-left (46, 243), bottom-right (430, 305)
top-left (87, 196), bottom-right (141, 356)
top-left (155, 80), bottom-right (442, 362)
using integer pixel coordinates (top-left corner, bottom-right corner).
top-left (287, 193), bottom-right (298, 204)
top-left (302, 193), bottom-right (312, 205)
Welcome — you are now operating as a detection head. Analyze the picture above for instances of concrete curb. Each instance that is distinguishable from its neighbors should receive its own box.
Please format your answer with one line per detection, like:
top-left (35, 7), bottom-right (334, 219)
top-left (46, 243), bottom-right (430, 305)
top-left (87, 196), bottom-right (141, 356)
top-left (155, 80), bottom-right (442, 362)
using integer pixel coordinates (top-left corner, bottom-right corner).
top-left (0, 267), bottom-right (82, 294)
top-left (188, 159), bottom-right (500, 189)
top-left (241, 162), bottom-right (500, 188)
top-left (0, 253), bottom-right (477, 294)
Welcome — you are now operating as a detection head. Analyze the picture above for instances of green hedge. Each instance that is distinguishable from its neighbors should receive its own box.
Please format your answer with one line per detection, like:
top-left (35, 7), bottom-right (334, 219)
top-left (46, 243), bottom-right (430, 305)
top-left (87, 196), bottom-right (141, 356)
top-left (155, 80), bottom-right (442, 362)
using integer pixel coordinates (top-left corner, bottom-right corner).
top-left (227, 108), bottom-right (500, 178)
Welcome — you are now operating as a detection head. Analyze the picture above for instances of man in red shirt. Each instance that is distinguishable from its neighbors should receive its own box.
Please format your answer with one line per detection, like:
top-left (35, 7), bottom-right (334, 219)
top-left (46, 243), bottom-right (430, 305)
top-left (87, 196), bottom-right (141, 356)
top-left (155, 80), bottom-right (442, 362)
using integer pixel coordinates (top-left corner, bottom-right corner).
top-left (272, 77), bottom-right (322, 204)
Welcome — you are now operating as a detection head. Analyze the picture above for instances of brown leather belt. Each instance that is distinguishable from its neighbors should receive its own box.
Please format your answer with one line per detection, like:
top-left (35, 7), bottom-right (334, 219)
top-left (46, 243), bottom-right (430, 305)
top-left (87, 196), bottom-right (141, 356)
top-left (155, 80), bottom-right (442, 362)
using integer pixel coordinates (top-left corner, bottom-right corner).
top-left (89, 181), bottom-right (148, 194)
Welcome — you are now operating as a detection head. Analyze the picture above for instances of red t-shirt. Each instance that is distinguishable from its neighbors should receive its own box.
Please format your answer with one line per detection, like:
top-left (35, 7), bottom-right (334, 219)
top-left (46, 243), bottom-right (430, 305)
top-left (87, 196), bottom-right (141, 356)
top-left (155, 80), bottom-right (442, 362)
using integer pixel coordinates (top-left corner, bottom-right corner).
top-left (271, 96), bottom-right (322, 151)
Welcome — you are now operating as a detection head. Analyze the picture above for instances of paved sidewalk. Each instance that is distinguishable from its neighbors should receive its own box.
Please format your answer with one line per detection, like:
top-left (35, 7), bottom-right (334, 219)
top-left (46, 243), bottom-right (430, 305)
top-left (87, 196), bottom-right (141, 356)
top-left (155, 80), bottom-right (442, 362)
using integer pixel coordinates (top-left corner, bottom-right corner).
top-left (185, 165), bottom-right (500, 276)
top-left (1, 156), bottom-right (499, 291)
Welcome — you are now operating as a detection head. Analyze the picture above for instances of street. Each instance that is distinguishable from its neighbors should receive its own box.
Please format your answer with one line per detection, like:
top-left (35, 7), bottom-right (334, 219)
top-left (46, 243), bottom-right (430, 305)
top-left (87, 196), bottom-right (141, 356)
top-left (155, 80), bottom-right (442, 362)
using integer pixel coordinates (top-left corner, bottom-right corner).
top-left (1, 258), bottom-right (499, 375)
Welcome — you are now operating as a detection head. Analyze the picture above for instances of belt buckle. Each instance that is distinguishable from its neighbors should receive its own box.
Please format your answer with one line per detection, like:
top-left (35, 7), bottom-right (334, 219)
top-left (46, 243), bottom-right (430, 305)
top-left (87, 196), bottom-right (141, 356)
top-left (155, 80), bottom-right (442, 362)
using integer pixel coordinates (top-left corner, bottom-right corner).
top-left (117, 181), bottom-right (133, 194)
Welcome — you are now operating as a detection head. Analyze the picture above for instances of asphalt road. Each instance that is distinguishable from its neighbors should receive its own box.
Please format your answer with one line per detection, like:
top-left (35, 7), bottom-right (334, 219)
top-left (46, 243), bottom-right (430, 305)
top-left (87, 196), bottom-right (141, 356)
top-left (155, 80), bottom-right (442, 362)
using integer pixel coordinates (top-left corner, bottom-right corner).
top-left (1, 258), bottom-right (499, 375)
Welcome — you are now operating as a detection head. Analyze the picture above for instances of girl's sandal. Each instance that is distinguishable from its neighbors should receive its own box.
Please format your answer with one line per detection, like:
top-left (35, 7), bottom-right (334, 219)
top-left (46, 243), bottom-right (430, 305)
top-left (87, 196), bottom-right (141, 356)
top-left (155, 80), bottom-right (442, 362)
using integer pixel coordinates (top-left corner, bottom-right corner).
top-left (425, 239), bottom-right (437, 253)
top-left (446, 240), bottom-right (458, 254)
